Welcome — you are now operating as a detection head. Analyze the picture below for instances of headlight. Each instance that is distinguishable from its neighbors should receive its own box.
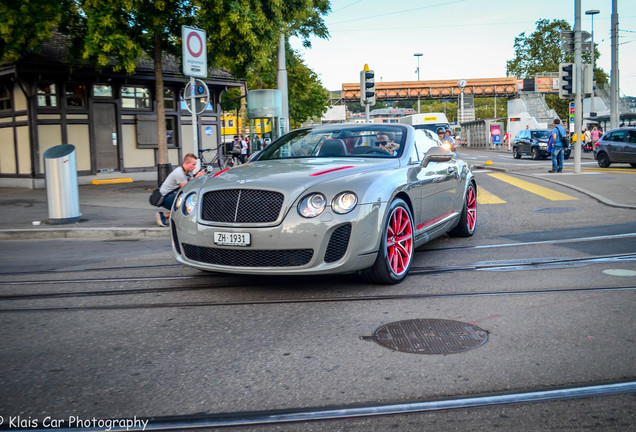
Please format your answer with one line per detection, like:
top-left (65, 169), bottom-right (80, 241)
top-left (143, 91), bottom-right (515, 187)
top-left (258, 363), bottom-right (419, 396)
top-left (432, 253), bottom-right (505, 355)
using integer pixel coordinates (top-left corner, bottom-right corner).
top-left (298, 193), bottom-right (326, 218)
top-left (332, 192), bottom-right (358, 214)
top-left (184, 193), bottom-right (197, 215)
top-left (174, 193), bottom-right (183, 210)
top-left (540, 143), bottom-right (547, 148)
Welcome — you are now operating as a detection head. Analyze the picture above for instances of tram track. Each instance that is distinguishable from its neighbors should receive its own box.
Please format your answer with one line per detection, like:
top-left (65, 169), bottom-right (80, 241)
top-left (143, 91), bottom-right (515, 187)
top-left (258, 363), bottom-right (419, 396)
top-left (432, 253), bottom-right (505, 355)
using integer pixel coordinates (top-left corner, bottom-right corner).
top-left (1, 251), bottom-right (634, 292)
top-left (1, 284), bottom-right (633, 313)
top-left (25, 381), bottom-right (636, 431)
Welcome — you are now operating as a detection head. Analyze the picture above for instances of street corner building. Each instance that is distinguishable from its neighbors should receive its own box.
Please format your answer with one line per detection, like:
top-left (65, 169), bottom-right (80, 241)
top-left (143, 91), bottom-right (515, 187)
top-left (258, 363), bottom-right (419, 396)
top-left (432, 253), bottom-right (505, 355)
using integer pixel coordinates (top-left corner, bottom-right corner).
top-left (0, 31), bottom-right (243, 188)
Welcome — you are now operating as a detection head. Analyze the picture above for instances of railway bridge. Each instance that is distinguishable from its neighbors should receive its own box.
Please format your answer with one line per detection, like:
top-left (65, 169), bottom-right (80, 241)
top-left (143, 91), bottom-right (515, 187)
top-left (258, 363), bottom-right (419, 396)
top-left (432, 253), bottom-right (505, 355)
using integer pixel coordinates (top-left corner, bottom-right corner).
top-left (341, 77), bottom-right (519, 102)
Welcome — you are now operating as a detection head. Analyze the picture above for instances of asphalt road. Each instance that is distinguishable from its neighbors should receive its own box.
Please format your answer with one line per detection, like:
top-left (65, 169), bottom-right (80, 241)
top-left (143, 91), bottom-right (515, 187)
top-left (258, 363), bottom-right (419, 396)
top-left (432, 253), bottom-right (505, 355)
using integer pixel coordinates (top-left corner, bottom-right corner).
top-left (0, 152), bottom-right (635, 431)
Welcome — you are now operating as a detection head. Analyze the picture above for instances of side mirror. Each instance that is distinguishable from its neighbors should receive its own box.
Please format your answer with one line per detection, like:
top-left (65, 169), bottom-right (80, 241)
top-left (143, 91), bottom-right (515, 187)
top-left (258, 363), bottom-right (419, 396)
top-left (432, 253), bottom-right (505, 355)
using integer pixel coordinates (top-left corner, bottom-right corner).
top-left (421, 146), bottom-right (454, 167)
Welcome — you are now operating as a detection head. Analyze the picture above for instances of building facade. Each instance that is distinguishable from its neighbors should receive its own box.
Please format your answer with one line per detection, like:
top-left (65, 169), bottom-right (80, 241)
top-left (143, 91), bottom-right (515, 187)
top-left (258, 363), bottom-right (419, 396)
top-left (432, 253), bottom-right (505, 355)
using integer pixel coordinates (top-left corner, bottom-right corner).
top-left (0, 33), bottom-right (243, 188)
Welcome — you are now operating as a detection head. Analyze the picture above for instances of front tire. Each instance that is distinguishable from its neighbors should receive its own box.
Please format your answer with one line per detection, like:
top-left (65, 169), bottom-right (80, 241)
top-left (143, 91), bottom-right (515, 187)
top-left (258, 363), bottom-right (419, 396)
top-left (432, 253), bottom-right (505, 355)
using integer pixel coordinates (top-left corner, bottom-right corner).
top-left (532, 147), bottom-right (540, 160)
top-left (513, 147), bottom-right (521, 159)
top-left (449, 182), bottom-right (477, 237)
top-left (360, 199), bottom-right (414, 285)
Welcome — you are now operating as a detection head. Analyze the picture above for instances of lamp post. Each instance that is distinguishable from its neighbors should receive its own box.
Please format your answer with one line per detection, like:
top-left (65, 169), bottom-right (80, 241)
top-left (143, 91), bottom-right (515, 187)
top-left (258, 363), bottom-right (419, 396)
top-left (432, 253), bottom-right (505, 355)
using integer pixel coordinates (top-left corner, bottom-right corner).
top-left (414, 53), bottom-right (423, 113)
top-left (585, 9), bottom-right (600, 116)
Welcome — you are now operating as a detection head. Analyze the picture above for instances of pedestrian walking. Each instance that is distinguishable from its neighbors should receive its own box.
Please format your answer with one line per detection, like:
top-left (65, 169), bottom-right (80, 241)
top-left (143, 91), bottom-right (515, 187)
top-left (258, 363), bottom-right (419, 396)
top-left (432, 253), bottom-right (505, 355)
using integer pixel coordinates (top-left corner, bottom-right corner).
top-left (549, 119), bottom-right (567, 173)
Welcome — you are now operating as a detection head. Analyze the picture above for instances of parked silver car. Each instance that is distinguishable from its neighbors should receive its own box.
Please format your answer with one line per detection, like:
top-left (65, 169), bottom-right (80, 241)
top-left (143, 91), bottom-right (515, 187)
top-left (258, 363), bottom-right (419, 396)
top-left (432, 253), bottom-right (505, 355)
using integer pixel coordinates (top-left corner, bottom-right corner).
top-left (594, 126), bottom-right (636, 168)
top-left (170, 123), bottom-right (476, 284)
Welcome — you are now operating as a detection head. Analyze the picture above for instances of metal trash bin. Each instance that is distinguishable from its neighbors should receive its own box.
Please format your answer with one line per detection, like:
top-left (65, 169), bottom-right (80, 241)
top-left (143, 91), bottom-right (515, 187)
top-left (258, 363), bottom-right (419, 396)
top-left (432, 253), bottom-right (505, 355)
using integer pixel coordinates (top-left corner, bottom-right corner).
top-left (43, 144), bottom-right (81, 224)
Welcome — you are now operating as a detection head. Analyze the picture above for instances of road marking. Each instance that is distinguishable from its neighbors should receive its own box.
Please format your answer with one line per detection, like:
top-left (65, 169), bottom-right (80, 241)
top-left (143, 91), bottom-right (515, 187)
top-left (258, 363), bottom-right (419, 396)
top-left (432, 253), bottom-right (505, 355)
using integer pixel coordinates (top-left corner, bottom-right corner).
top-left (477, 187), bottom-right (506, 204)
top-left (488, 173), bottom-right (578, 201)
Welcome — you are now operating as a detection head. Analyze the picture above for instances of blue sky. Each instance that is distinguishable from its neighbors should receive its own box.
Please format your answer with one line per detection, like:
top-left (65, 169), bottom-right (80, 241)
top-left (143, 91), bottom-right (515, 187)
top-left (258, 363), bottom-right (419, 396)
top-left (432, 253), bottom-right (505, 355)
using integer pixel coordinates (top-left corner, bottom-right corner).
top-left (290, 0), bottom-right (636, 97)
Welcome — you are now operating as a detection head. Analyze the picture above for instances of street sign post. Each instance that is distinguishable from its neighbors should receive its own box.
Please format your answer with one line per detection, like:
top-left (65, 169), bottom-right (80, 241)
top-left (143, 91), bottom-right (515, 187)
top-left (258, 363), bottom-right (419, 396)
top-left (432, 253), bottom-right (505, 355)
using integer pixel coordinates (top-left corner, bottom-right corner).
top-left (182, 26), bottom-right (208, 169)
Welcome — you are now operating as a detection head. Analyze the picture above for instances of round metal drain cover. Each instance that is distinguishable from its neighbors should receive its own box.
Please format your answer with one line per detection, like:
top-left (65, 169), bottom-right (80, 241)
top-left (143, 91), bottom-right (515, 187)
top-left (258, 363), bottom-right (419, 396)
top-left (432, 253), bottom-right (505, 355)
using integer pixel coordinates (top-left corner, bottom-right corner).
top-left (364, 319), bottom-right (488, 354)
top-left (533, 207), bottom-right (577, 213)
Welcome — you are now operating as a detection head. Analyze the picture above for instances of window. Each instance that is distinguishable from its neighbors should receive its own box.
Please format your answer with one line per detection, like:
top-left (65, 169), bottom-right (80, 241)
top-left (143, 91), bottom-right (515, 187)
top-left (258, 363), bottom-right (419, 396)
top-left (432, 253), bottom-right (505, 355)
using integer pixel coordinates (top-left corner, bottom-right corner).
top-left (164, 89), bottom-right (175, 111)
top-left (93, 84), bottom-right (113, 98)
top-left (228, 119), bottom-right (235, 128)
top-left (37, 83), bottom-right (57, 107)
top-left (0, 86), bottom-right (11, 111)
top-left (121, 86), bottom-right (151, 110)
top-left (221, 119), bottom-right (226, 128)
top-left (166, 117), bottom-right (175, 145)
top-left (66, 83), bottom-right (86, 108)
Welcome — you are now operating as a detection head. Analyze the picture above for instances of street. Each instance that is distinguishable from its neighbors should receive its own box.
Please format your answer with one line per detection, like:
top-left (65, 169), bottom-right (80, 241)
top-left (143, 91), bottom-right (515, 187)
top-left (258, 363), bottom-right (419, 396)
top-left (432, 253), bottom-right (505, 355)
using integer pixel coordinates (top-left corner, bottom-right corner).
top-left (1, 148), bottom-right (635, 431)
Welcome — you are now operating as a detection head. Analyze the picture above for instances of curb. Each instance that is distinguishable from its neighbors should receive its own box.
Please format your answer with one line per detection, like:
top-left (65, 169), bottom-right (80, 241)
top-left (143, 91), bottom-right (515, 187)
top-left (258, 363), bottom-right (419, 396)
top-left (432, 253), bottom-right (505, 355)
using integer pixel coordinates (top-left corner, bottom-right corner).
top-left (0, 227), bottom-right (170, 241)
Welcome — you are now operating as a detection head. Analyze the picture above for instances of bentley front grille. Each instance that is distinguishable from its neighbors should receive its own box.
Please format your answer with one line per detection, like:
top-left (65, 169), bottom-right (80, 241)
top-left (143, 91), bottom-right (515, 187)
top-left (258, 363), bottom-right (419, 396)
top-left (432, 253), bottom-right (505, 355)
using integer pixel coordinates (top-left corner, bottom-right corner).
top-left (182, 244), bottom-right (313, 267)
top-left (201, 189), bottom-right (284, 223)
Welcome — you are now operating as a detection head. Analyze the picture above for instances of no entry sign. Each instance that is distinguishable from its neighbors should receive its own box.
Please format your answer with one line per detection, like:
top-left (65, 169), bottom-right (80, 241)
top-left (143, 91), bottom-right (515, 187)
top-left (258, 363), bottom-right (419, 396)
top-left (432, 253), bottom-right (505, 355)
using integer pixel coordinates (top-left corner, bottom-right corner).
top-left (182, 26), bottom-right (207, 78)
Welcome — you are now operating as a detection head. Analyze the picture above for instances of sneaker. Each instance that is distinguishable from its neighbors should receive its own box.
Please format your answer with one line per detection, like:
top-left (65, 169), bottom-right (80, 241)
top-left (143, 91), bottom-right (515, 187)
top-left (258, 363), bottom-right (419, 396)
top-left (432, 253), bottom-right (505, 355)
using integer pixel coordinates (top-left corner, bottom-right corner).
top-left (155, 212), bottom-right (168, 227)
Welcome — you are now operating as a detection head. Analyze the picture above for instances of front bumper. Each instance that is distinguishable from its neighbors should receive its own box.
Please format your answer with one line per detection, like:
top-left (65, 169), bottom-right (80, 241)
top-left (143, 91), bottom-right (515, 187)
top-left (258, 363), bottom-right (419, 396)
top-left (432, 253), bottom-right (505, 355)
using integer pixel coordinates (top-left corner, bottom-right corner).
top-left (170, 202), bottom-right (384, 275)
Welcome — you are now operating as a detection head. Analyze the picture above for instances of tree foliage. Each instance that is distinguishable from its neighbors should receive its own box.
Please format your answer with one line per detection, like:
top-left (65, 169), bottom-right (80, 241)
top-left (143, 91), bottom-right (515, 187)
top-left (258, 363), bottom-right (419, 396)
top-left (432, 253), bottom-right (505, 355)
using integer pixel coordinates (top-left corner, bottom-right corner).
top-left (0, 0), bottom-right (79, 64)
top-left (506, 19), bottom-right (572, 79)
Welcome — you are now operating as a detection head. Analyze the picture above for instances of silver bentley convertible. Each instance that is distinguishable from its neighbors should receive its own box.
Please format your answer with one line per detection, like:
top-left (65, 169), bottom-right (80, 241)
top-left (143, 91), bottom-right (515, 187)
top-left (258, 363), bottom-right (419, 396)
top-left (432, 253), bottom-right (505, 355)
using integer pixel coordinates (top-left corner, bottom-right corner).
top-left (170, 123), bottom-right (476, 284)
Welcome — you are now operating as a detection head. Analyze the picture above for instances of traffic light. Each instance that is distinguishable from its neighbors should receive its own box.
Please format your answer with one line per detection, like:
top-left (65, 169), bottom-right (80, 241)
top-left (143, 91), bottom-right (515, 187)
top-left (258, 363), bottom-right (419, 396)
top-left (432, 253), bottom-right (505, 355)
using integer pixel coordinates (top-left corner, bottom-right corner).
top-left (583, 64), bottom-right (596, 96)
top-left (559, 63), bottom-right (575, 99)
top-left (360, 65), bottom-right (375, 106)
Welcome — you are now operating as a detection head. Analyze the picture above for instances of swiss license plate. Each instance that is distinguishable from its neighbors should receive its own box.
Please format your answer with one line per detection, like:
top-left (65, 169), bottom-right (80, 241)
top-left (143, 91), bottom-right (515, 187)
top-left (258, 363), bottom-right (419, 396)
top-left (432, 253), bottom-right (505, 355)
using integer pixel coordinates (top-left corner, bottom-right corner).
top-left (214, 232), bottom-right (251, 247)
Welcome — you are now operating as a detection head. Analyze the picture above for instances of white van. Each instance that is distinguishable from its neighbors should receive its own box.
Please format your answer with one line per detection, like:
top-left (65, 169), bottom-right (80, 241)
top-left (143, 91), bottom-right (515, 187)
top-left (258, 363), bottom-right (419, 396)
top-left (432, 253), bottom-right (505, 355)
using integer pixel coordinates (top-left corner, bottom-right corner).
top-left (399, 113), bottom-right (450, 133)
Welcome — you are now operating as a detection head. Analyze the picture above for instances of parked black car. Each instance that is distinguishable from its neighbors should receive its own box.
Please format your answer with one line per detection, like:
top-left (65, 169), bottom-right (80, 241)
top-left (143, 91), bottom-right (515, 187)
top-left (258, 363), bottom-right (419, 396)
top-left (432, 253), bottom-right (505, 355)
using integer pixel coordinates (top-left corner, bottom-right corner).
top-left (513, 129), bottom-right (571, 160)
top-left (594, 126), bottom-right (636, 168)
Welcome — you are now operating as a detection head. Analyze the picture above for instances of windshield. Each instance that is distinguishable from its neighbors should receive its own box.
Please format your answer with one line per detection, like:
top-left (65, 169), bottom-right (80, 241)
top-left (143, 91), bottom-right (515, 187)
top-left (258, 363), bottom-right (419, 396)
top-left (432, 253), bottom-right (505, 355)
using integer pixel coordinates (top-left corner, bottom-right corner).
top-left (256, 125), bottom-right (406, 160)
top-left (531, 130), bottom-right (551, 140)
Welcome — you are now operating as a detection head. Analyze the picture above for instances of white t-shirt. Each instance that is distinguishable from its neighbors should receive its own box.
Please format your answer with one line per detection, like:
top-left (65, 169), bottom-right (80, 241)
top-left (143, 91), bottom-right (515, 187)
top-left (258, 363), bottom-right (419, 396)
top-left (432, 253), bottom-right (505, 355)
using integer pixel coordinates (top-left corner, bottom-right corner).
top-left (159, 166), bottom-right (191, 195)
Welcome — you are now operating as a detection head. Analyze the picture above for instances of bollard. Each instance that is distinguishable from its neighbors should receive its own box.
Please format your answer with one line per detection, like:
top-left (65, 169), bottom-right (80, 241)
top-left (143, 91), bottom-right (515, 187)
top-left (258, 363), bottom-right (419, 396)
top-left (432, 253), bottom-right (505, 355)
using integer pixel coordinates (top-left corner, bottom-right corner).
top-left (43, 144), bottom-right (81, 224)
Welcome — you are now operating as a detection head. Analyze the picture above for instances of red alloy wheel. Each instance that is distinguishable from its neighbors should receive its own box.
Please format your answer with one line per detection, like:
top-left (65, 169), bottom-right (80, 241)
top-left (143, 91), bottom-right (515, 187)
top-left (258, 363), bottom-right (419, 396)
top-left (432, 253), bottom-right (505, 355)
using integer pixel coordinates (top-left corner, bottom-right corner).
top-left (385, 206), bottom-right (413, 276)
top-left (466, 184), bottom-right (476, 232)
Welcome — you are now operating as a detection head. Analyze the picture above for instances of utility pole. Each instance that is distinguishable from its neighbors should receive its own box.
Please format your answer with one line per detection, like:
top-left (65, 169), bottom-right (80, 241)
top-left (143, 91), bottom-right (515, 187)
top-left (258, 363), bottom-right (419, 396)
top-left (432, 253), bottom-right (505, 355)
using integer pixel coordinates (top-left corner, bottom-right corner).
top-left (573, 0), bottom-right (582, 174)
top-left (610, 0), bottom-right (620, 129)
top-left (277, 33), bottom-right (290, 134)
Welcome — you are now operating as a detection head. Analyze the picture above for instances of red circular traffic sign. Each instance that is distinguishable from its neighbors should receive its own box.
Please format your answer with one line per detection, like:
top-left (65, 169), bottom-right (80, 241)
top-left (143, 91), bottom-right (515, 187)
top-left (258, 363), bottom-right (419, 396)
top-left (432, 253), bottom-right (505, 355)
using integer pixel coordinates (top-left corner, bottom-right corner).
top-left (186, 31), bottom-right (203, 58)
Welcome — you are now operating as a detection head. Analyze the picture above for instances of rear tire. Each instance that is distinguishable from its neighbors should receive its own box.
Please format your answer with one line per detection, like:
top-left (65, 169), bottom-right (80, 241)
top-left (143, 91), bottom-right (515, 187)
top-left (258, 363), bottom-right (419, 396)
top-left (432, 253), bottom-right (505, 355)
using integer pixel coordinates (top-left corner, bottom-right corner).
top-left (597, 152), bottom-right (611, 168)
top-left (359, 199), bottom-right (414, 285)
top-left (449, 182), bottom-right (477, 237)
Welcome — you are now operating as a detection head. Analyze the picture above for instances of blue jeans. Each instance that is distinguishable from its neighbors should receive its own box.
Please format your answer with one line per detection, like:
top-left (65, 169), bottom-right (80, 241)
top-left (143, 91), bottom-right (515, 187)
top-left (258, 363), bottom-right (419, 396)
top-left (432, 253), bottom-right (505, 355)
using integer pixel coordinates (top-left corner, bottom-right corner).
top-left (552, 146), bottom-right (564, 172)
top-left (160, 190), bottom-right (178, 211)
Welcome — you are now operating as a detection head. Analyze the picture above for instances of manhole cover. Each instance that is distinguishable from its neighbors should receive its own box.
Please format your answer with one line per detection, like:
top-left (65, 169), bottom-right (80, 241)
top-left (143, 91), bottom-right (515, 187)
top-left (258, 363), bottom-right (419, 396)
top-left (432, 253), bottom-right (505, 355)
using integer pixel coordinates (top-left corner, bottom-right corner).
top-left (363, 319), bottom-right (488, 354)
top-left (533, 207), bottom-right (577, 213)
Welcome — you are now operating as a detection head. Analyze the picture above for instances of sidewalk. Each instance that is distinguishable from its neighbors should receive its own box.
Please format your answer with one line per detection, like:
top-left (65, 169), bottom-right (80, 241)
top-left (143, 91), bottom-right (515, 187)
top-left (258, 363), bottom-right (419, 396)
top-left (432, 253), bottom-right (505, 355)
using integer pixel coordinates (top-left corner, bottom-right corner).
top-left (464, 146), bottom-right (636, 210)
top-left (0, 151), bottom-right (634, 241)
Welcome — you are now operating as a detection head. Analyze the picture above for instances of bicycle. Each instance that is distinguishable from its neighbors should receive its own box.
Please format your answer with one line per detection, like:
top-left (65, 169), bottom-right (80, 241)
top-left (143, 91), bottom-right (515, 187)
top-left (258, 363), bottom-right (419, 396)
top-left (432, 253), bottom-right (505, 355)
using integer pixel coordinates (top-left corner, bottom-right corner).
top-left (198, 145), bottom-right (234, 173)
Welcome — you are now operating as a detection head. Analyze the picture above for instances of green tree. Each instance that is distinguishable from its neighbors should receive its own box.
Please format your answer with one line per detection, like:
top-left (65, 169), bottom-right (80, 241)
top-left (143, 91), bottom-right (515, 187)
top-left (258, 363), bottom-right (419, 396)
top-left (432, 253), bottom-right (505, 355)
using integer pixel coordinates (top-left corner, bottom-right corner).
top-left (506, 18), bottom-right (609, 120)
top-left (240, 46), bottom-right (329, 128)
top-left (506, 19), bottom-right (572, 79)
top-left (78, 0), bottom-right (329, 168)
top-left (0, 0), bottom-right (81, 63)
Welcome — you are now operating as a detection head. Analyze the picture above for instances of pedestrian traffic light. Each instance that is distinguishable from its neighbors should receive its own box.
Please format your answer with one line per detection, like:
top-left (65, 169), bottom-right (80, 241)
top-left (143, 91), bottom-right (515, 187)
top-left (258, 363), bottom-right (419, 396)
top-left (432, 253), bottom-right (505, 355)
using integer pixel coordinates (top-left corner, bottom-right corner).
top-left (360, 64), bottom-right (375, 106)
top-left (559, 63), bottom-right (575, 99)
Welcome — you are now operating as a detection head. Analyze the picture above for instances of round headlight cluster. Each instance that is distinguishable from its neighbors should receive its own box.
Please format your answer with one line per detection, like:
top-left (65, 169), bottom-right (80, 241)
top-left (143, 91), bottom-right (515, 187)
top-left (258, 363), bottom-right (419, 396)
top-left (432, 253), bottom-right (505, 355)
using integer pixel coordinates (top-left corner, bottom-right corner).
top-left (298, 192), bottom-right (358, 218)
top-left (332, 192), bottom-right (357, 214)
top-left (298, 193), bottom-right (326, 218)
top-left (184, 193), bottom-right (197, 215)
